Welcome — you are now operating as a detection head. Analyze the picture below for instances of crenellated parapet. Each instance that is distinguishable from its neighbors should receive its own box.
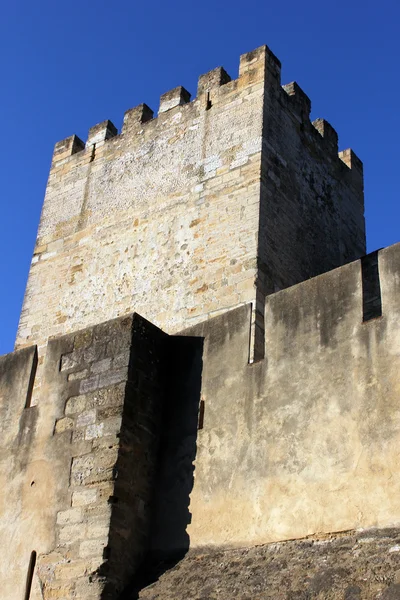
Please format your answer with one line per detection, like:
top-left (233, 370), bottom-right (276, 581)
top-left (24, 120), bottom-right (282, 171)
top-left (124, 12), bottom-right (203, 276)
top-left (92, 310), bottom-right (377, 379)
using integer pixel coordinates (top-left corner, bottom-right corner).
top-left (49, 44), bottom-right (361, 189)
top-left (178, 242), bottom-right (400, 550)
top-left (52, 46), bottom-right (273, 168)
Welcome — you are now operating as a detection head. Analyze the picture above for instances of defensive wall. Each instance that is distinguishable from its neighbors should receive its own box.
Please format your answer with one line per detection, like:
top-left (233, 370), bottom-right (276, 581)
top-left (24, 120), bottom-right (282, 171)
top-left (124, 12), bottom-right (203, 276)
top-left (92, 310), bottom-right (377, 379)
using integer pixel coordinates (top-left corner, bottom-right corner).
top-left (1, 243), bottom-right (400, 598)
top-left (16, 44), bottom-right (365, 402)
top-left (179, 243), bottom-right (400, 550)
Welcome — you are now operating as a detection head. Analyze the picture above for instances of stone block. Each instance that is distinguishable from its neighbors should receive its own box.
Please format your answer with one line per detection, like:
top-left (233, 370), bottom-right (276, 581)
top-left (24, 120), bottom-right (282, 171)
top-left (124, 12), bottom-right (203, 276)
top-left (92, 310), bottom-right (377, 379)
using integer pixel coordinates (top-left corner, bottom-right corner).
top-left (60, 352), bottom-right (79, 372)
top-left (85, 423), bottom-right (104, 440)
top-left (68, 369), bottom-right (89, 381)
top-left (74, 329), bottom-right (93, 350)
top-left (83, 344), bottom-right (107, 364)
top-left (71, 454), bottom-right (95, 486)
top-left (92, 434), bottom-right (120, 450)
top-left (74, 575), bottom-right (105, 599)
top-left (55, 559), bottom-right (89, 580)
top-left (91, 358), bottom-right (112, 374)
top-left (71, 428), bottom-right (86, 444)
top-left (56, 507), bottom-right (83, 525)
top-left (85, 384), bottom-right (126, 409)
top-left (59, 523), bottom-right (85, 543)
top-left (71, 489), bottom-right (97, 508)
top-left (65, 395), bottom-right (87, 415)
top-left (98, 368), bottom-right (127, 389)
top-left (55, 417), bottom-right (74, 433)
top-left (76, 409), bottom-right (96, 428)
top-left (86, 522), bottom-right (110, 539)
top-left (104, 416), bottom-right (124, 438)
top-left (42, 581), bottom-right (75, 599)
top-left (113, 352), bottom-right (130, 370)
top-left (79, 376), bottom-right (100, 394)
top-left (79, 538), bottom-right (108, 558)
top-left (97, 405), bottom-right (123, 421)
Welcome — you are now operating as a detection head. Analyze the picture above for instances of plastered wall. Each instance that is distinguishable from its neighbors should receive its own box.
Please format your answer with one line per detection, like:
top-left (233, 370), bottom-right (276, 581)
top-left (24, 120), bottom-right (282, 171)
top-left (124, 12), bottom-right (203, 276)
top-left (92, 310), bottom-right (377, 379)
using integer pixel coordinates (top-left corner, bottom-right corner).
top-left (0, 343), bottom-right (72, 600)
top-left (176, 242), bottom-right (400, 549)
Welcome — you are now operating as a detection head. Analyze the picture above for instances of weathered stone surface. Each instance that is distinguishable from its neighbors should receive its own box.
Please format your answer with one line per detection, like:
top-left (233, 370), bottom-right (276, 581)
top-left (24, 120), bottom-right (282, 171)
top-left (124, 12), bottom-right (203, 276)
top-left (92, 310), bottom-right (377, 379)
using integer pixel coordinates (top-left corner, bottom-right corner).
top-left (0, 313), bottom-right (169, 599)
top-left (135, 529), bottom-right (400, 600)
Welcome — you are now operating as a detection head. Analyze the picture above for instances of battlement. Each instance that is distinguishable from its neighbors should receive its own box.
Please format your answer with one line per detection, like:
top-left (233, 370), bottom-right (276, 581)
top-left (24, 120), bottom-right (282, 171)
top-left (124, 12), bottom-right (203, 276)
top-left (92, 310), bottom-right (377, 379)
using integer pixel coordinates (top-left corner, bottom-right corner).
top-left (50, 44), bottom-right (360, 177)
top-left (49, 45), bottom-right (275, 168)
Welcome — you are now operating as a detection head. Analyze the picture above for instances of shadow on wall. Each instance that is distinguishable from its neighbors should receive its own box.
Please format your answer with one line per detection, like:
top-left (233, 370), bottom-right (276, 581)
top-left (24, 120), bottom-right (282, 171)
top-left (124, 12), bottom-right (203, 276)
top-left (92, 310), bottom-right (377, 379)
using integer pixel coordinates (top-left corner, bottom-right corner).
top-left (122, 335), bottom-right (204, 599)
top-left (151, 335), bottom-right (204, 556)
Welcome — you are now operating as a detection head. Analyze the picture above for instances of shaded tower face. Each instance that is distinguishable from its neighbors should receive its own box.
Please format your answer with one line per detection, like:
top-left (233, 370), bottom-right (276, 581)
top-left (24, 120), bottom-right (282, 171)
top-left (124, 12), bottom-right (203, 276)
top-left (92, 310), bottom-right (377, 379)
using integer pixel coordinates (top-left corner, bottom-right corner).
top-left (16, 44), bottom-right (364, 389)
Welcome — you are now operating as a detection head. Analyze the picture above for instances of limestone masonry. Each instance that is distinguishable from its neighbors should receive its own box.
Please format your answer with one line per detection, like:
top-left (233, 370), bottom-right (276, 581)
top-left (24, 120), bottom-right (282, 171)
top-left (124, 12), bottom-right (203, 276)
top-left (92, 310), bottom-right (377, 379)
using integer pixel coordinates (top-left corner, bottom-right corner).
top-left (1, 44), bottom-right (399, 598)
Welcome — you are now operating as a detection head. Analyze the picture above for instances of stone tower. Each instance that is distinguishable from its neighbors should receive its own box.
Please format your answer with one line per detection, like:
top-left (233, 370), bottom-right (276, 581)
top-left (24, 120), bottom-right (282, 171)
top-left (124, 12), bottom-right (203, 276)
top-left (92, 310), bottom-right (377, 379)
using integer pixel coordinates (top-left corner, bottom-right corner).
top-left (16, 44), bottom-right (364, 392)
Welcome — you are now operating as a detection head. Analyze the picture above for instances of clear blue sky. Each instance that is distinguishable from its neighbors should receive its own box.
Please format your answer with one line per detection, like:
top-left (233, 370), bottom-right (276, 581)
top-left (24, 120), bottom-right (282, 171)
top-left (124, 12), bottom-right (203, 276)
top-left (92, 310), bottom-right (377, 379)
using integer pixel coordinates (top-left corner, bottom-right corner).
top-left (1, 0), bottom-right (399, 355)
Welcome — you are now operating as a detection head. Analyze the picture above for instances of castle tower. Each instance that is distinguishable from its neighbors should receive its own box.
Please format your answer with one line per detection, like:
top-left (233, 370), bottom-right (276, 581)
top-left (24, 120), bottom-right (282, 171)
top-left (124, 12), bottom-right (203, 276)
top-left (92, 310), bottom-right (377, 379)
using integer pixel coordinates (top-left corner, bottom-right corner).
top-left (16, 45), bottom-right (364, 396)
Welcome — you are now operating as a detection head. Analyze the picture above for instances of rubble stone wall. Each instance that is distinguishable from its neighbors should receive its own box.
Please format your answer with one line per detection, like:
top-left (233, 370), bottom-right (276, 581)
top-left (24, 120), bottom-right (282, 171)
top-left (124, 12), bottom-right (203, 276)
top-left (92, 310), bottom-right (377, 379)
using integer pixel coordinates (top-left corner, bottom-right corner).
top-left (136, 528), bottom-right (400, 600)
top-left (0, 314), bottom-right (167, 599)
